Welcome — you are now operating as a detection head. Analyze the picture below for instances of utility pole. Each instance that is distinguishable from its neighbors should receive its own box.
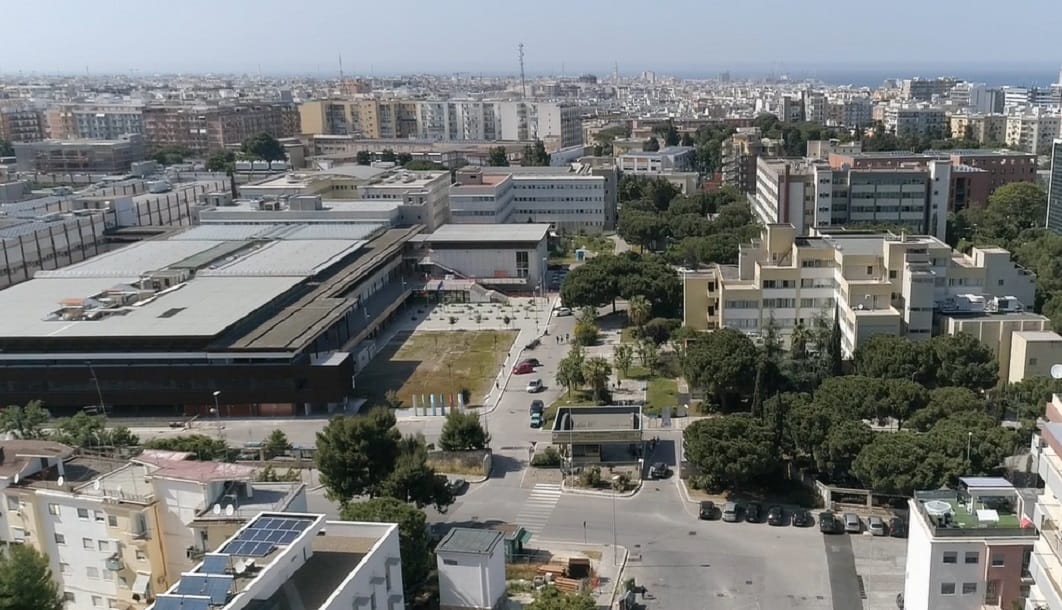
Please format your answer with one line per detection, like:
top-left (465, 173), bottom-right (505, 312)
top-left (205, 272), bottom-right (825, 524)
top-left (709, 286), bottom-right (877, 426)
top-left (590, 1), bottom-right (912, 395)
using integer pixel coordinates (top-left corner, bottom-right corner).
top-left (518, 43), bottom-right (527, 100)
top-left (338, 52), bottom-right (344, 81)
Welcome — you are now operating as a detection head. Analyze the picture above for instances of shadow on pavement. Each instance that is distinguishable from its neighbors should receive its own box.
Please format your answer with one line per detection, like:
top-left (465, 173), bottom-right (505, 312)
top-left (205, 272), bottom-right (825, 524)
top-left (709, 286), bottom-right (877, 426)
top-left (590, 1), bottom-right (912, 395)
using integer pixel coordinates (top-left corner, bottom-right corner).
top-left (490, 453), bottom-right (525, 478)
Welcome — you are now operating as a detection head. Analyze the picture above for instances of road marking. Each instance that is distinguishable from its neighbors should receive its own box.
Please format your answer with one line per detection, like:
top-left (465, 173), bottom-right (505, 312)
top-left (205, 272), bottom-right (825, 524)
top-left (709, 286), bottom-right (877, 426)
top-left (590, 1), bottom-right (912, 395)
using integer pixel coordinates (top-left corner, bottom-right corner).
top-left (516, 484), bottom-right (563, 534)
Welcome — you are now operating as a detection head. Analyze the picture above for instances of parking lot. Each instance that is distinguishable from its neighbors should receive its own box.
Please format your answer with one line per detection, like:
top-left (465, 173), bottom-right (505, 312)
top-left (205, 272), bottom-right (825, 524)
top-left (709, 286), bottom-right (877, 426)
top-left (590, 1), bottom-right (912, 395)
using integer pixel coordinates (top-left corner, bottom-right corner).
top-left (851, 532), bottom-right (907, 610)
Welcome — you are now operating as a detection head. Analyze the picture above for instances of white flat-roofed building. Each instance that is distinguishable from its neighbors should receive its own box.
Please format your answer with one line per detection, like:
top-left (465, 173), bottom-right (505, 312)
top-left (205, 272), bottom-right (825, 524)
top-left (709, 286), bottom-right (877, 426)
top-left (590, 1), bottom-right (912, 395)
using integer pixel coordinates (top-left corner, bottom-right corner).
top-left (412, 224), bottom-right (550, 290)
top-left (436, 528), bottom-right (505, 610)
top-left (150, 512), bottom-right (403, 610)
top-left (1028, 395), bottom-right (1062, 610)
top-left (617, 145), bottom-right (695, 173)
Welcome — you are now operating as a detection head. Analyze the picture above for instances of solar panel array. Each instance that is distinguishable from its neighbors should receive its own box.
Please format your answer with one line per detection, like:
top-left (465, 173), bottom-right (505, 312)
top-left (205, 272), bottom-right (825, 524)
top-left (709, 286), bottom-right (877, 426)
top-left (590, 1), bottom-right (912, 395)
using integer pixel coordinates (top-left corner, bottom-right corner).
top-left (153, 594), bottom-right (210, 610)
top-left (199, 553), bottom-right (230, 575)
top-left (176, 574), bottom-right (233, 604)
top-left (220, 516), bottom-right (312, 557)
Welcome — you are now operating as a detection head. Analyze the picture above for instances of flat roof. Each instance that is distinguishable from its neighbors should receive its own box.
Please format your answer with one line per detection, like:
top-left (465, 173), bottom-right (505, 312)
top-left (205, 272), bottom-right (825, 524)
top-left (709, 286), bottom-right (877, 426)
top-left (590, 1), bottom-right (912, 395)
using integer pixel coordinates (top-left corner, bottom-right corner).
top-left (1013, 330), bottom-right (1062, 342)
top-left (437, 527), bottom-right (503, 555)
top-left (421, 223), bottom-right (550, 243)
top-left (36, 240), bottom-right (225, 278)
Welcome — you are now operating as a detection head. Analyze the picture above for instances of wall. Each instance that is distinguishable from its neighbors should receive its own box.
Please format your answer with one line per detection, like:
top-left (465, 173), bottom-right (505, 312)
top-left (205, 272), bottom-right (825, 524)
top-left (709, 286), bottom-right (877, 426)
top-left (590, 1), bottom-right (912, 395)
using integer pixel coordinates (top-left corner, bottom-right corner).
top-left (319, 522), bottom-right (403, 610)
top-left (151, 478), bottom-right (206, 577)
top-left (437, 543), bottom-right (505, 610)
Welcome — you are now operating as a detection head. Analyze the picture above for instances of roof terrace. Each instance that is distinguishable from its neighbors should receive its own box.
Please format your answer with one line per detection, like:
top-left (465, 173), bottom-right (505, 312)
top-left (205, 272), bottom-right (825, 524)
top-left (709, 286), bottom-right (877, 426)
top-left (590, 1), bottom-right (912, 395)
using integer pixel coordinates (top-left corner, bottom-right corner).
top-left (912, 477), bottom-right (1036, 539)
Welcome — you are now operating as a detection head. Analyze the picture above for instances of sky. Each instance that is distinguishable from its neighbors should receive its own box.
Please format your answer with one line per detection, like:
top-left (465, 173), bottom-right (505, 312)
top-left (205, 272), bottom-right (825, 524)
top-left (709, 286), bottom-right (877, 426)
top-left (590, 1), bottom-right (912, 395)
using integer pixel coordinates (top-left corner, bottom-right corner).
top-left (4, 0), bottom-right (1061, 78)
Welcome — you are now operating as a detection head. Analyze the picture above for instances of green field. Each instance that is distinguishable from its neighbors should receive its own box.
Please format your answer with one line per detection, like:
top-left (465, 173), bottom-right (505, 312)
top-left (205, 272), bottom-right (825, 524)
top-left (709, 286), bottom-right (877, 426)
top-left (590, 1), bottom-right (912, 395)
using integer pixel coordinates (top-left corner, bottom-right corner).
top-left (355, 330), bottom-right (517, 409)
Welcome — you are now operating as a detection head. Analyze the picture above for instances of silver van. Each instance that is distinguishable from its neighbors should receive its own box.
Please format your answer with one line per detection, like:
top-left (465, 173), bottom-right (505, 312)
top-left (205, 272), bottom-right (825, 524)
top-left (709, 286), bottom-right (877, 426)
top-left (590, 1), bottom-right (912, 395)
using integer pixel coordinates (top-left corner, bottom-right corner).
top-left (844, 512), bottom-right (862, 533)
top-left (722, 501), bottom-right (740, 522)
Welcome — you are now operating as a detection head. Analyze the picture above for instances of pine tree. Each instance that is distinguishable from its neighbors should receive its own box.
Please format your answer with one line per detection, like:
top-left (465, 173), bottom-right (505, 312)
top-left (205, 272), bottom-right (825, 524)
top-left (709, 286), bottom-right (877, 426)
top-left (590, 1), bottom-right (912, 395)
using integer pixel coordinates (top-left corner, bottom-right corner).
top-left (829, 306), bottom-right (843, 377)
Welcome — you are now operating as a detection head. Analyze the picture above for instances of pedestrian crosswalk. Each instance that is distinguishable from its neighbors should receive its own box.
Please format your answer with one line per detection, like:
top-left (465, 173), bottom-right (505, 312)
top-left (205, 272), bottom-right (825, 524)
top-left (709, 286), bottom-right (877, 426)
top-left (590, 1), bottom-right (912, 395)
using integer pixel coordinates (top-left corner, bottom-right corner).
top-left (516, 483), bottom-right (562, 534)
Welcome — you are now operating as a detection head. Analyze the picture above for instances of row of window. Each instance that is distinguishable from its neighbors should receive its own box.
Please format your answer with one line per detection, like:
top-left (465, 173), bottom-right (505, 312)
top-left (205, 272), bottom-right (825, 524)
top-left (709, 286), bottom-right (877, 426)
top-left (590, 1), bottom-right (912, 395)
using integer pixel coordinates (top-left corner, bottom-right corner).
top-left (939, 582), bottom-right (978, 595)
top-left (62, 592), bottom-right (120, 608)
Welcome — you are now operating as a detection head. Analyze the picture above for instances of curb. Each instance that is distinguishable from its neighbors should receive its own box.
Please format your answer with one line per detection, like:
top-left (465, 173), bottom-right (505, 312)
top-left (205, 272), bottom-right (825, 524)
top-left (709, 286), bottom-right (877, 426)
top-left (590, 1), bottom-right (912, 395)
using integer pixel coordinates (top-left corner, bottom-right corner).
top-left (560, 479), bottom-right (643, 498)
top-left (608, 545), bottom-right (630, 609)
top-left (480, 296), bottom-right (558, 419)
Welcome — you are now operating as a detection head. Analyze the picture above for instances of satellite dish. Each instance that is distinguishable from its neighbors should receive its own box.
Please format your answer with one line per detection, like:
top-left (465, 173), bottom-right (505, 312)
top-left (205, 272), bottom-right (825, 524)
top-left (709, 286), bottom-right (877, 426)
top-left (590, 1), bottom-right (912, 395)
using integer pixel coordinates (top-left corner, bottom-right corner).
top-left (1052, 364), bottom-right (1062, 380)
top-left (224, 505), bottom-right (235, 517)
top-left (56, 476), bottom-right (65, 487)
top-left (93, 479), bottom-right (101, 491)
top-left (212, 504), bottom-right (221, 516)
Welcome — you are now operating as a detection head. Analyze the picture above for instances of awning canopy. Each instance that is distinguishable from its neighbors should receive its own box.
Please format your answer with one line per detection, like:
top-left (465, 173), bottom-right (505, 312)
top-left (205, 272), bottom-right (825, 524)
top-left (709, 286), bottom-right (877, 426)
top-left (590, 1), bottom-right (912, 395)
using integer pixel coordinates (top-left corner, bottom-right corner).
top-left (132, 572), bottom-right (151, 596)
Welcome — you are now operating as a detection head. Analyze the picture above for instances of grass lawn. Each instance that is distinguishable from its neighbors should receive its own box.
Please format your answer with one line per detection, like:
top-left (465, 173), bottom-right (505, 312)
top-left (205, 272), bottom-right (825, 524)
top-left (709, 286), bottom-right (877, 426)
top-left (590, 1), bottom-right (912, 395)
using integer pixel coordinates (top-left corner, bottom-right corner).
top-left (549, 234), bottom-right (616, 263)
top-left (645, 377), bottom-right (678, 415)
top-left (545, 390), bottom-right (597, 426)
top-left (355, 330), bottom-right (517, 409)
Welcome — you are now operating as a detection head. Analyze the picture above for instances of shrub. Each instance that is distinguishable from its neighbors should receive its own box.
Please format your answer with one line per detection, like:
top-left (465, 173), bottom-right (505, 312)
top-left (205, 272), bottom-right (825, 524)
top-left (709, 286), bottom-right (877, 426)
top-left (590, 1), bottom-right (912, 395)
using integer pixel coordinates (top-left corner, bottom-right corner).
top-left (579, 466), bottom-right (602, 487)
top-left (531, 446), bottom-right (561, 467)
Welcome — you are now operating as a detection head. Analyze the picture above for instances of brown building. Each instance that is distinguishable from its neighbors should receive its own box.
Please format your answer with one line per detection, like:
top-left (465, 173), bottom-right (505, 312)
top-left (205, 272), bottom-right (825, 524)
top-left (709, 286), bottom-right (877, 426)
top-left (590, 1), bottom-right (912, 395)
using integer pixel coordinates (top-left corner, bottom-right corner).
top-left (14, 134), bottom-right (146, 173)
top-left (828, 149), bottom-right (1037, 211)
top-left (143, 103), bottom-right (300, 154)
top-left (0, 105), bottom-right (46, 143)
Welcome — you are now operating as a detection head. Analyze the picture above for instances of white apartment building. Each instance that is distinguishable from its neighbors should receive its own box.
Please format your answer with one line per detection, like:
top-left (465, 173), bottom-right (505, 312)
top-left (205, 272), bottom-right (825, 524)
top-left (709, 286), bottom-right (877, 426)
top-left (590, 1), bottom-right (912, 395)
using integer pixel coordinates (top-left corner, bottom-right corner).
top-left (682, 224), bottom-right (1036, 356)
top-left (1006, 111), bottom-right (1062, 153)
top-left (449, 165), bottom-right (613, 232)
top-left (47, 103), bottom-right (145, 140)
top-left (616, 146), bottom-right (695, 173)
top-left (752, 157), bottom-right (951, 240)
top-left (1028, 394), bottom-right (1062, 610)
top-left (1048, 139), bottom-right (1062, 234)
top-left (357, 169), bottom-right (452, 231)
top-left (884, 105), bottom-right (949, 138)
top-left (903, 479), bottom-right (1036, 610)
top-left (150, 512), bottom-right (403, 610)
top-left (495, 101), bottom-right (583, 148)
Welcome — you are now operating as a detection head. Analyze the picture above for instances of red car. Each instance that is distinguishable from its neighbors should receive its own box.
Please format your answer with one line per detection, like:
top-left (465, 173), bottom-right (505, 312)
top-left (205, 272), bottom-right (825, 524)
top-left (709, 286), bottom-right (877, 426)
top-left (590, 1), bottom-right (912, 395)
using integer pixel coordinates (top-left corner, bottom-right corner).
top-left (512, 362), bottom-right (535, 374)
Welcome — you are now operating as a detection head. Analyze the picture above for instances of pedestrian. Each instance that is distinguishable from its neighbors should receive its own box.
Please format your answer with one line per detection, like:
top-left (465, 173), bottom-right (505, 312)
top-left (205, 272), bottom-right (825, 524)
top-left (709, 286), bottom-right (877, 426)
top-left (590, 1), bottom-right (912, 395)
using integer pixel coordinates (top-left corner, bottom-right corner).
top-left (495, 381), bottom-right (500, 390)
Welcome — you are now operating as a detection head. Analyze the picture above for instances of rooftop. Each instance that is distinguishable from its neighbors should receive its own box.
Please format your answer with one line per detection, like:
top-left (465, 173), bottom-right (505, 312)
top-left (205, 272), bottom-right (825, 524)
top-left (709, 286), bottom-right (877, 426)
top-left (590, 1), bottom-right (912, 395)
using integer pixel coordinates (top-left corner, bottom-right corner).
top-left (0, 440), bottom-right (74, 480)
top-left (553, 405), bottom-right (643, 431)
top-left (437, 527), bottom-right (504, 555)
top-left (911, 478), bottom-right (1035, 539)
top-left (1013, 330), bottom-right (1062, 342)
top-left (419, 223), bottom-right (550, 244)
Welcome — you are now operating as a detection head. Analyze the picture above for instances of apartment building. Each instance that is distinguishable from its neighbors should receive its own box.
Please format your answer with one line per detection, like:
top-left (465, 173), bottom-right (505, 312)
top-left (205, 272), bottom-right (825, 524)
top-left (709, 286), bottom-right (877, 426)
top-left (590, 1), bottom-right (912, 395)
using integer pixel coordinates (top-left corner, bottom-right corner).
top-left (617, 145), bottom-right (695, 174)
top-left (143, 103), bottom-right (300, 154)
top-left (449, 165), bottom-right (613, 231)
top-left (0, 444), bottom-right (305, 610)
top-left (903, 479), bottom-right (1036, 610)
top-left (805, 139), bottom-right (862, 161)
top-left (1027, 395), bottom-right (1062, 610)
top-left (884, 105), bottom-right (949, 138)
top-left (681, 224), bottom-right (1035, 356)
top-left (0, 104), bottom-right (46, 142)
top-left (722, 129), bottom-right (774, 194)
top-left (495, 101), bottom-right (583, 148)
top-left (950, 113), bottom-right (1008, 145)
top-left (1005, 111), bottom-right (1061, 154)
top-left (47, 103), bottom-right (145, 140)
top-left (1048, 139), bottom-right (1062, 234)
top-left (941, 309), bottom-right (1062, 384)
top-left (827, 97), bottom-right (873, 129)
top-left (902, 77), bottom-right (960, 102)
top-left (150, 512), bottom-right (403, 610)
top-left (752, 156), bottom-right (951, 239)
top-left (14, 134), bottom-right (147, 173)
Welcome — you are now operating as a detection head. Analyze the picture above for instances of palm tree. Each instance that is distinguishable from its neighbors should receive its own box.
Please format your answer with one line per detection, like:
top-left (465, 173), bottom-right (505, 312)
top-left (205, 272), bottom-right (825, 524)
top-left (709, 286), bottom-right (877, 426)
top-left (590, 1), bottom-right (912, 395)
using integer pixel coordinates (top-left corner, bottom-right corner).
top-left (614, 343), bottom-right (634, 379)
top-left (555, 347), bottom-right (586, 398)
top-left (627, 294), bottom-right (652, 328)
top-left (636, 339), bottom-right (659, 375)
top-left (583, 357), bottom-right (612, 403)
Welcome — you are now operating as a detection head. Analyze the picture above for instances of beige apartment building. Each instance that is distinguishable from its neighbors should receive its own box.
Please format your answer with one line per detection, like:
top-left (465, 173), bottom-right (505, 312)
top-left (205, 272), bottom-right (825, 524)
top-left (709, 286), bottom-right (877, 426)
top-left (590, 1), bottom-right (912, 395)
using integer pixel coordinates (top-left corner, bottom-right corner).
top-left (299, 99), bottom-right (418, 139)
top-left (941, 311), bottom-right (1062, 384)
top-left (0, 442), bottom-right (304, 610)
top-left (142, 103), bottom-right (300, 154)
top-left (950, 113), bottom-right (1008, 146)
top-left (682, 224), bottom-right (1035, 356)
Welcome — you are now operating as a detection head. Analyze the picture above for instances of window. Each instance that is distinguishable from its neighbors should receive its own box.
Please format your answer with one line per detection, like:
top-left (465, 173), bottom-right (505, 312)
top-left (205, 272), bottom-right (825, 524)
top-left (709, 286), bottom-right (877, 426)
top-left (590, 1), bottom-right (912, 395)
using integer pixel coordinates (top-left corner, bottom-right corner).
top-left (60, 563), bottom-right (70, 574)
top-left (941, 582), bottom-right (956, 595)
top-left (965, 551), bottom-right (979, 564)
top-left (63, 593), bottom-right (75, 603)
top-left (943, 551), bottom-right (957, 564)
top-left (998, 279), bottom-right (1005, 286)
top-left (77, 508), bottom-right (89, 520)
top-left (11, 527), bottom-right (25, 542)
top-left (991, 555), bottom-right (1005, 567)
top-left (48, 503), bottom-right (61, 517)
top-left (98, 540), bottom-right (110, 552)
top-left (962, 583), bottom-right (977, 594)
top-left (107, 514), bottom-right (118, 527)
top-left (54, 533), bottom-right (66, 545)
top-left (866, 266), bottom-right (874, 275)
top-left (5, 496), bottom-right (18, 511)
top-left (83, 537), bottom-right (93, 549)
top-left (87, 566), bottom-right (99, 579)
top-left (1030, 358), bottom-right (1038, 366)
top-left (108, 601), bottom-right (119, 609)
top-left (889, 270), bottom-right (897, 279)
top-left (91, 595), bottom-right (103, 607)
top-left (94, 511), bottom-right (105, 523)
top-left (135, 549), bottom-right (147, 561)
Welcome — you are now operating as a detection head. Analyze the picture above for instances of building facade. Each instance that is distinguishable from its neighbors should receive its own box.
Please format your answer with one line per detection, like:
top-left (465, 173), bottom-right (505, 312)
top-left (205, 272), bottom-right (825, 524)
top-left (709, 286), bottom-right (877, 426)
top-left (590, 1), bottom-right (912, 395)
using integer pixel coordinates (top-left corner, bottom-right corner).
top-left (143, 103), bottom-right (300, 154)
top-left (0, 105), bottom-right (46, 143)
top-left (14, 135), bottom-right (147, 173)
top-left (1048, 139), bottom-right (1062, 234)
top-left (1027, 395), bottom-right (1062, 610)
top-left (617, 146), bottom-right (695, 174)
top-left (47, 103), bottom-right (145, 140)
top-left (682, 224), bottom-right (1036, 356)
top-left (436, 529), bottom-right (506, 610)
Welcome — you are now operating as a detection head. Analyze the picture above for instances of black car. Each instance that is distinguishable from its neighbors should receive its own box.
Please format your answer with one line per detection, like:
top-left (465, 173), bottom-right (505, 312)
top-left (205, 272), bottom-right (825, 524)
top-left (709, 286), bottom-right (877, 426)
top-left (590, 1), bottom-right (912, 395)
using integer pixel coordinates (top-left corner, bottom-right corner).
top-left (745, 502), bottom-right (762, 523)
top-left (529, 400), bottom-right (545, 416)
top-left (447, 478), bottom-right (469, 495)
top-left (698, 501), bottom-right (717, 520)
top-left (766, 505), bottom-right (786, 526)
top-left (889, 517), bottom-right (908, 538)
top-left (648, 462), bottom-right (670, 479)
top-left (792, 509), bottom-right (813, 527)
top-left (819, 511), bottom-right (842, 534)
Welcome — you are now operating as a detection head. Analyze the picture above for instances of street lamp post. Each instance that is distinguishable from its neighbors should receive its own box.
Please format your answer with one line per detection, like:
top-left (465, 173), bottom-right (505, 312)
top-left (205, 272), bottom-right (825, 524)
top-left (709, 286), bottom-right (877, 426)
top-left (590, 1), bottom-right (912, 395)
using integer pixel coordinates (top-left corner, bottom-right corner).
top-left (211, 390), bottom-right (223, 441)
top-left (611, 475), bottom-right (619, 566)
top-left (966, 431), bottom-right (973, 466)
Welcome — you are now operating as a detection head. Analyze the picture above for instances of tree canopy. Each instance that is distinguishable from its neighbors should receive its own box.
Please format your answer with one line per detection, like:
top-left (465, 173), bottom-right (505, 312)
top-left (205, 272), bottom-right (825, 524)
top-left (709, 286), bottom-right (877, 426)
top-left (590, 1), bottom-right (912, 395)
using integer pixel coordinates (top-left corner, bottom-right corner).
top-left (854, 333), bottom-right (997, 390)
top-left (0, 401), bottom-right (50, 439)
top-left (241, 132), bottom-right (286, 162)
top-left (0, 140), bottom-right (13, 157)
top-left (683, 415), bottom-right (777, 491)
top-left (438, 410), bottom-right (490, 451)
top-left (143, 435), bottom-right (231, 461)
top-left (560, 252), bottom-right (681, 318)
top-left (487, 146), bottom-right (509, 167)
top-left (522, 140), bottom-right (550, 166)
top-left (681, 328), bottom-right (758, 410)
top-left (0, 544), bottom-right (63, 610)
top-left (341, 498), bottom-right (430, 591)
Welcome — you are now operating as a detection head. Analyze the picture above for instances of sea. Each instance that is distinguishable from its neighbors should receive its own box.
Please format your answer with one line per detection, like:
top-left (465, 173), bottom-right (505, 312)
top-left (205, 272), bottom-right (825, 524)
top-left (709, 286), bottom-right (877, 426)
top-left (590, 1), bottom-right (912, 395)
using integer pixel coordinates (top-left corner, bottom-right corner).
top-left (672, 65), bottom-right (1059, 88)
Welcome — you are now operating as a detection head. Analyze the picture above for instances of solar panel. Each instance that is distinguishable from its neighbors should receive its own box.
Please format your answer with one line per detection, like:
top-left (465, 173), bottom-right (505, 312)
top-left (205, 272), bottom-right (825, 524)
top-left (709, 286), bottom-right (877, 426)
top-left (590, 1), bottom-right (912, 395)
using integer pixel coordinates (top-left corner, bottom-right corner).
top-left (278, 530), bottom-right (299, 544)
top-left (153, 595), bottom-right (211, 610)
top-left (199, 554), bottom-right (229, 574)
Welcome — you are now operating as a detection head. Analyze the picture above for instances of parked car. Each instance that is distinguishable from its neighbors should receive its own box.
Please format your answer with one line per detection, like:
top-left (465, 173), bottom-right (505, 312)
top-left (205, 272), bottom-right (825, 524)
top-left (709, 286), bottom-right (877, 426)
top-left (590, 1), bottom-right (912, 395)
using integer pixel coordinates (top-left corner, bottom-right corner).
top-left (529, 400), bottom-right (545, 415)
top-left (792, 509), bottom-right (813, 527)
top-left (555, 307), bottom-right (572, 317)
top-left (648, 462), bottom-right (670, 479)
top-left (447, 479), bottom-right (469, 495)
top-left (526, 378), bottom-right (543, 393)
top-left (698, 501), bottom-right (717, 520)
top-left (819, 511), bottom-right (842, 534)
top-left (844, 512), bottom-right (862, 533)
top-left (519, 358), bottom-right (542, 368)
top-left (888, 517), bottom-right (908, 538)
top-left (530, 413), bottom-right (543, 428)
top-left (512, 362), bottom-right (535, 374)
top-left (767, 505), bottom-right (786, 526)
top-left (525, 338), bottom-right (541, 350)
top-left (722, 501), bottom-right (741, 523)
top-left (745, 502), bottom-right (762, 523)
top-left (868, 516), bottom-right (887, 536)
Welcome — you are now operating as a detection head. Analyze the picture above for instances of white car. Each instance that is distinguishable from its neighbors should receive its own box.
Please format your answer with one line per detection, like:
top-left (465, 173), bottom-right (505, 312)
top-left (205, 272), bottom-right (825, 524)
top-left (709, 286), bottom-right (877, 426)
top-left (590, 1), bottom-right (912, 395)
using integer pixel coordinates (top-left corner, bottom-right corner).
top-left (526, 378), bottom-right (543, 393)
top-left (555, 307), bottom-right (572, 317)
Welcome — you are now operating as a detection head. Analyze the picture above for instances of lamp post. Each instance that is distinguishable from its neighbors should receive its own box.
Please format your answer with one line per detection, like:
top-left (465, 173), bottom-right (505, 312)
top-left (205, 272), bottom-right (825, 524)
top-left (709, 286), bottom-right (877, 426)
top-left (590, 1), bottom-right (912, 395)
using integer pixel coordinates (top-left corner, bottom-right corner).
top-left (611, 475), bottom-right (619, 566)
top-left (211, 390), bottom-right (223, 440)
top-left (966, 431), bottom-right (973, 466)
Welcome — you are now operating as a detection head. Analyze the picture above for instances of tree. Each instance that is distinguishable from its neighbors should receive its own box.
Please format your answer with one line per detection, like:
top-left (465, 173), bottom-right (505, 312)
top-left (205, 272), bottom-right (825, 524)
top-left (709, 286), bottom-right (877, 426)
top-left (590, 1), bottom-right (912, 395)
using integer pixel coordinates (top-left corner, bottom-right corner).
top-left (341, 498), bottom-right (430, 591)
top-left (930, 333), bottom-right (998, 391)
top-left (52, 412), bottom-right (106, 448)
top-left (787, 401), bottom-right (835, 471)
top-left (396, 152), bottom-right (413, 165)
top-left (823, 420), bottom-right (875, 480)
top-left (438, 410), bottom-right (491, 451)
top-left (583, 357), bottom-right (612, 403)
top-left (681, 328), bottom-right (758, 410)
top-left (854, 335), bottom-right (933, 384)
top-left (263, 429), bottom-right (290, 459)
top-left (997, 377), bottom-right (1062, 422)
top-left (907, 386), bottom-right (987, 432)
top-left (241, 132), bottom-right (286, 162)
top-left (653, 119), bottom-right (680, 147)
top-left (573, 318), bottom-right (599, 346)
top-left (525, 585), bottom-right (596, 610)
top-left (635, 339), bottom-right (659, 374)
top-left (206, 150), bottom-right (236, 172)
top-left (143, 435), bottom-right (230, 461)
top-left (315, 408), bottom-right (400, 503)
top-left (523, 140), bottom-right (550, 166)
top-left (789, 321), bottom-right (811, 360)
top-left (556, 347), bottom-right (586, 397)
top-left (827, 307), bottom-right (843, 377)
top-left (487, 146), bottom-right (509, 167)
top-left (0, 544), bottom-right (63, 610)
top-left (0, 401), bottom-right (50, 439)
top-left (642, 136), bottom-right (660, 152)
top-left (627, 295), bottom-right (651, 328)
top-left (355, 150), bottom-right (372, 165)
top-left (614, 343), bottom-right (634, 379)
top-left (379, 435), bottom-right (454, 511)
top-left (976, 182), bottom-right (1048, 247)
top-left (152, 147), bottom-right (191, 166)
top-left (683, 415), bottom-right (776, 491)
top-left (851, 432), bottom-right (936, 495)
top-left (639, 317), bottom-right (679, 345)
top-left (617, 209), bottom-right (669, 252)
